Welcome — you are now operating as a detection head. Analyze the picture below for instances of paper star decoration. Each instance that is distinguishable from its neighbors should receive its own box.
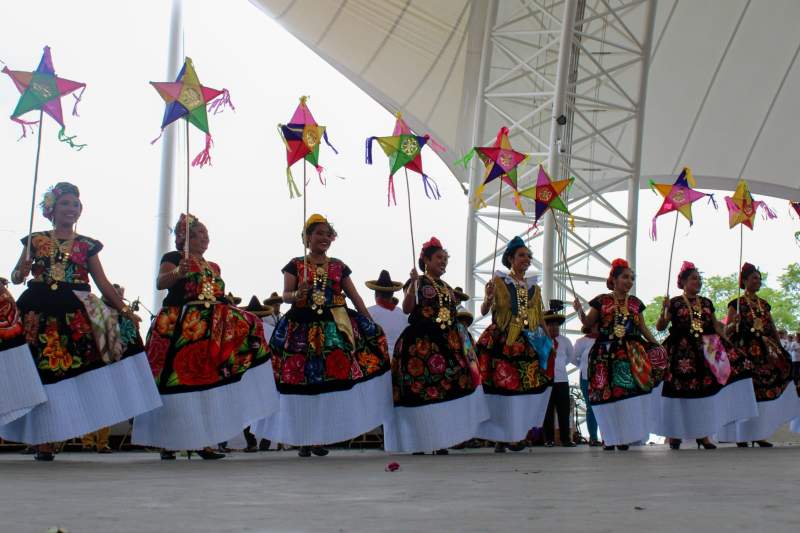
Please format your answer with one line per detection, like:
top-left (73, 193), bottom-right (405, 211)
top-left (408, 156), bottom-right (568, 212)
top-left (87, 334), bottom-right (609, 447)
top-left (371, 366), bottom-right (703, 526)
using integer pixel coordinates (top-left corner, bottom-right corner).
top-left (648, 167), bottom-right (716, 239)
top-left (278, 96), bottom-right (338, 198)
top-left (151, 57), bottom-right (233, 167)
top-left (455, 126), bottom-right (528, 210)
top-left (365, 112), bottom-right (445, 205)
top-left (518, 164), bottom-right (574, 225)
top-left (2, 46), bottom-right (86, 148)
top-left (790, 201), bottom-right (800, 243)
top-left (724, 179), bottom-right (776, 230)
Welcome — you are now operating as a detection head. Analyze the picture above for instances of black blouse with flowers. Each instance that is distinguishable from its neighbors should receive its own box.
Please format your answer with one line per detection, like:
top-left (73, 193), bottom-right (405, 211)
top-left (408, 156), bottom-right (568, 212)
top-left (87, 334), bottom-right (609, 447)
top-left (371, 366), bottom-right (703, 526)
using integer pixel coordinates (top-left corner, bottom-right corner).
top-left (160, 252), bottom-right (225, 307)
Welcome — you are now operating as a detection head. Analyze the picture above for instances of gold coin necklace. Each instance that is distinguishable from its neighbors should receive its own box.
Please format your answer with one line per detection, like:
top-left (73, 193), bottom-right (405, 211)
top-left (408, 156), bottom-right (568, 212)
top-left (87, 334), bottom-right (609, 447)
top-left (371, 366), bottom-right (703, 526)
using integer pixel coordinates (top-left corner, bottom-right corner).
top-left (682, 294), bottom-right (704, 338)
top-left (195, 256), bottom-right (216, 308)
top-left (511, 272), bottom-right (529, 328)
top-left (744, 292), bottom-right (765, 337)
top-left (612, 292), bottom-right (629, 339)
top-left (310, 261), bottom-right (329, 315)
top-left (47, 231), bottom-right (76, 291)
top-left (426, 275), bottom-right (453, 329)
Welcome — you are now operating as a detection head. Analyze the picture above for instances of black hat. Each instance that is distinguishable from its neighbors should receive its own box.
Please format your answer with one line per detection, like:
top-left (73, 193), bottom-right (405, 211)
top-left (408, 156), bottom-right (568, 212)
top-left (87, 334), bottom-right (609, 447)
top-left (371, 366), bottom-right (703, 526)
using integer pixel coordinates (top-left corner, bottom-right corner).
top-left (456, 306), bottom-right (474, 327)
top-left (543, 299), bottom-right (566, 324)
top-left (226, 292), bottom-right (242, 306)
top-left (452, 287), bottom-right (470, 303)
top-left (244, 295), bottom-right (273, 318)
top-left (263, 291), bottom-right (283, 306)
top-left (365, 270), bottom-right (403, 293)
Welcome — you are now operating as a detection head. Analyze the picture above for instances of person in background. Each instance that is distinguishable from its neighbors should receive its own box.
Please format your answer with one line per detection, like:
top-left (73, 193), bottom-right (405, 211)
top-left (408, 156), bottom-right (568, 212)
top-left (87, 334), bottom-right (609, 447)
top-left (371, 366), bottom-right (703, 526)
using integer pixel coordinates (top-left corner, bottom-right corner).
top-left (365, 270), bottom-right (406, 357)
top-left (573, 322), bottom-right (600, 446)
top-left (542, 300), bottom-right (576, 448)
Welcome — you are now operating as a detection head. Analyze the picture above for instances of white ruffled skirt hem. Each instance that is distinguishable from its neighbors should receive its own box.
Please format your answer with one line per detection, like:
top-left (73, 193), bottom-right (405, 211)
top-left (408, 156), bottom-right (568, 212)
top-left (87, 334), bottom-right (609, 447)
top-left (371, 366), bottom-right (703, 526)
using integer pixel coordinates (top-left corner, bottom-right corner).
top-left (653, 378), bottom-right (758, 439)
top-left (591, 383), bottom-right (662, 446)
top-left (716, 384), bottom-right (800, 443)
top-left (132, 359), bottom-right (279, 450)
top-left (253, 371), bottom-right (393, 446)
top-left (384, 385), bottom-right (490, 453)
top-left (0, 343), bottom-right (46, 425)
top-left (474, 388), bottom-right (551, 442)
top-left (0, 352), bottom-right (162, 445)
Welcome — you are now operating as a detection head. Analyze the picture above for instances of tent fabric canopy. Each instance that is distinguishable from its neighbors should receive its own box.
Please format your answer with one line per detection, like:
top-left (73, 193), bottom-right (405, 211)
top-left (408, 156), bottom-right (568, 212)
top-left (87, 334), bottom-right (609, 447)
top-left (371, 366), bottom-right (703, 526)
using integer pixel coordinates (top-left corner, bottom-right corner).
top-left (250, 0), bottom-right (800, 201)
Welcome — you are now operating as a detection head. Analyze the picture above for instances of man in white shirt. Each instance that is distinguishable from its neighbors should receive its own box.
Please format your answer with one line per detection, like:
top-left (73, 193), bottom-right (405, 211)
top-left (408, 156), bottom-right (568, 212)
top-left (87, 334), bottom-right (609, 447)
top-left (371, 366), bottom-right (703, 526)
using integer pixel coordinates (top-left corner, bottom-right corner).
top-left (789, 332), bottom-right (800, 380)
top-left (365, 270), bottom-right (407, 357)
top-left (261, 292), bottom-right (283, 341)
top-left (542, 300), bottom-right (577, 447)
top-left (573, 323), bottom-right (600, 446)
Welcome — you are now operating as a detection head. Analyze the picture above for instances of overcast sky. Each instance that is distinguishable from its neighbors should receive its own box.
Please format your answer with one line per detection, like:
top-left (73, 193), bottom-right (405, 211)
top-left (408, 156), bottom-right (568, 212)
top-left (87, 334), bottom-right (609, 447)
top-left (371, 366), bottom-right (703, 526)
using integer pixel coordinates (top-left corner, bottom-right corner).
top-left (2, 0), bottom-right (798, 327)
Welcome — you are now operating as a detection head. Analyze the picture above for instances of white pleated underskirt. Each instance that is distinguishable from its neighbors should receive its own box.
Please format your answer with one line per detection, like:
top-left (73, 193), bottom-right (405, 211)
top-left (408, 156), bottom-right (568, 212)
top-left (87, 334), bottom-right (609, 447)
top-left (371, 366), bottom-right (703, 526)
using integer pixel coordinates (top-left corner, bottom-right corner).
top-left (253, 371), bottom-right (393, 447)
top-left (653, 378), bottom-right (758, 440)
top-left (474, 388), bottom-right (552, 443)
top-left (132, 359), bottom-right (279, 450)
top-left (0, 343), bottom-right (47, 426)
top-left (384, 385), bottom-right (490, 453)
top-left (591, 383), bottom-right (663, 446)
top-left (0, 352), bottom-right (161, 445)
top-left (716, 383), bottom-right (800, 443)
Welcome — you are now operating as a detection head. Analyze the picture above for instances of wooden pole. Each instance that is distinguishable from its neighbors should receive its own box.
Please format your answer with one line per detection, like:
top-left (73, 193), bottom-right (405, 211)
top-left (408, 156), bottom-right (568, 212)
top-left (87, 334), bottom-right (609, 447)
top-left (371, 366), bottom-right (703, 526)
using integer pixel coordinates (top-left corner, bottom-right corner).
top-left (25, 110), bottom-right (45, 261)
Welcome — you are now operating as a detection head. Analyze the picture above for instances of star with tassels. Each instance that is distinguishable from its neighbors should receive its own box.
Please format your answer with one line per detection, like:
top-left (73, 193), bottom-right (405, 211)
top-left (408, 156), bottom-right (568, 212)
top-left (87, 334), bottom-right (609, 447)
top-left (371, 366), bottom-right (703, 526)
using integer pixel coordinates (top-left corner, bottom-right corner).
top-left (455, 126), bottom-right (528, 211)
top-left (518, 164), bottom-right (574, 226)
top-left (725, 179), bottom-right (776, 230)
top-left (279, 96), bottom-right (338, 198)
top-left (151, 57), bottom-right (233, 167)
top-left (2, 46), bottom-right (86, 148)
top-left (648, 167), bottom-right (716, 239)
top-left (366, 112), bottom-right (444, 205)
top-left (788, 200), bottom-right (800, 243)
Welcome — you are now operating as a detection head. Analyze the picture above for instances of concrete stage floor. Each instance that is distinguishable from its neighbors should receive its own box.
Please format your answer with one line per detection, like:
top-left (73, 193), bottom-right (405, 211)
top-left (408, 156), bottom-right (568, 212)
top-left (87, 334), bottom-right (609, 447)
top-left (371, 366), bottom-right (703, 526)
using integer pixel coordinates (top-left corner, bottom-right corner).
top-left (1, 443), bottom-right (799, 533)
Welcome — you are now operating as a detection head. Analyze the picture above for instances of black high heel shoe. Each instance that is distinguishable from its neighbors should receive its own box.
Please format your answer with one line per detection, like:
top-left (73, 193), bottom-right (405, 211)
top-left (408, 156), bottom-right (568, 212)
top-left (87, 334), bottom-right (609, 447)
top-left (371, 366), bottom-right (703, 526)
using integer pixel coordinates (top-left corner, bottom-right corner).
top-left (310, 446), bottom-right (329, 457)
top-left (736, 442), bottom-right (749, 448)
top-left (753, 440), bottom-right (773, 448)
top-left (434, 449), bottom-right (449, 455)
top-left (34, 451), bottom-right (55, 462)
top-left (188, 448), bottom-right (225, 460)
top-left (602, 444), bottom-right (615, 451)
top-left (696, 439), bottom-right (717, 450)
top-left (616, 445), bottom-right (629, 451)
top-left (507, 442), bottom-right (526, 452)
top-left (669, 439), bottom-right (681, 450)
top-left (160, 450), bottom-right (176, 460)
top-left (298, 446), bottom-right (312, 457)
top-left (494, 443), bottom-right (507, 453)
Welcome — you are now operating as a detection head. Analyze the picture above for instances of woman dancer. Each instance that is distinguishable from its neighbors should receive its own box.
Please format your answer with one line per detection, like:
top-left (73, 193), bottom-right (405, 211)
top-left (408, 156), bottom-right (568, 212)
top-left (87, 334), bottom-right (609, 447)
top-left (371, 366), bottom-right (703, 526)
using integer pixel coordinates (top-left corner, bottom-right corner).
top-left (718, 263), bottom-right (800, 447)
top-left (384, 237), bottom-right (487, 454)
top-left (654, 261), bottom-right (756, 449)
top-left (1, 182), bottom-right (161, 460)
top-left (573, 258), bottom-right (663, 450)
top-left (132, 214), bottom-right (279, 459)
top-left (474, 237), bottom-right (552, 452)
top-left (254, 214), bottom-right (392, 457)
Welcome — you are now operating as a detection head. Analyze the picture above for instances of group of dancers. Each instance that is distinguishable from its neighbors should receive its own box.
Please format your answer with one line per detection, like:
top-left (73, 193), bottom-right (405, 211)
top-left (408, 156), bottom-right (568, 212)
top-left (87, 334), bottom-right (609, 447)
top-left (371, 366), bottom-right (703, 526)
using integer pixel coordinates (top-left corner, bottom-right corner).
top-left (1, 181), bottom-right (799, 461)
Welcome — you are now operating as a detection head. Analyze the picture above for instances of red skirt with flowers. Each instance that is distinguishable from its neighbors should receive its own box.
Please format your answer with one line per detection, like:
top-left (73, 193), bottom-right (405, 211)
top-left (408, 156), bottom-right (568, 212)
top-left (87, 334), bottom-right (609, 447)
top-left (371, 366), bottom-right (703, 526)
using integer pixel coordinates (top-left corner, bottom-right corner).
top-left (392, 320), bottom-right (481, 407)
top-left (269, 306), bottom-right (390, 394)
top-left (146, 302), bottom-right (271, 393)
top-left (475, 324), bottom-right (551, 395)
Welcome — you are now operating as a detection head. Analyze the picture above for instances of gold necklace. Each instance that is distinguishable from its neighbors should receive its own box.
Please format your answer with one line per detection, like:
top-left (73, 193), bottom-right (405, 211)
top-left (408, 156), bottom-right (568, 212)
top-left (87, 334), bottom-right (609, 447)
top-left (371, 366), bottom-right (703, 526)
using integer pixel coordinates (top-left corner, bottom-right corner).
top-left (612, 292), bottom-right (629, 339)
top-left (682, 293), bottom-right (703, 338)
top-left (310, 260), bottom-right (329, 315)
top-left (194, 256), bottom-right (216, 308)
top-left (744, 292), bottom-right (765, 336)
top-left (47, 230), bottom-right (76, 290)
top-left (425, 274), bottom-right (453, 330)
top-left (510, 273), bottom-right (529, 328)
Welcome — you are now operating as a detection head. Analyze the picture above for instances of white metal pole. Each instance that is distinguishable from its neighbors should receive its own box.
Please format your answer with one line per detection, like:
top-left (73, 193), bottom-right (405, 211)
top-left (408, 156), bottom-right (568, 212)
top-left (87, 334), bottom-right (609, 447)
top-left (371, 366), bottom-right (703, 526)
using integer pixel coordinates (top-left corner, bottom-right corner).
top-left (625, 0), bottom-right (657, 287)
top-left (152, 0), bottom-right (183, 310)
top-left (543, 0), bottom-right (578, 305)
top-left (463, 0), bottom-right (496, 315)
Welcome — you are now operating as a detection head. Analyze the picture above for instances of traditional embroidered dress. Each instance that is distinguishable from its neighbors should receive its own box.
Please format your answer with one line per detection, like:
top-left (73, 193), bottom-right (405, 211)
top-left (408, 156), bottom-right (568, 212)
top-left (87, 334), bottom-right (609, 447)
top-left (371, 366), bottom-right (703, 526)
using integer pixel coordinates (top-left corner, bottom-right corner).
top-left (0, 283), bottom-right (46, 425)
top-left (654, 295), bottom-right (757, 439)
top-left (253, 258), bottom-right (392, 446)
top-left (474, 273), bottom-right (552, 442)
top-left (587, 293), bottom-right (662, 446)
top-left (384, 275), bottom-right (488, 452)
top-left (717, 295), bottom-right (800, 442)
top-left (0, 232), bottom-right (161, 444)
top-left (132, 252), bottom-right (279, 450)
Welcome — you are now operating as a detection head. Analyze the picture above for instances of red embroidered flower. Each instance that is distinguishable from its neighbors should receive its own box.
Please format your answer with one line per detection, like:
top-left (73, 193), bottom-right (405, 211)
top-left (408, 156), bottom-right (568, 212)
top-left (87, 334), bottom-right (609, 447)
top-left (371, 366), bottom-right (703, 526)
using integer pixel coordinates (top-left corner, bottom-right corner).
top-left (494, 360), bottom-right (521, 390)
top-left (407, 357), bottom-right (425, 377)
top-left (427, 353), bottom-right (446, 374)
top-left (612, 387), bottom-right (624, 397)
top-left (173, 340), bottom-right (219, 386)
top-left (410, 381), bottom-right (423, 394)
top-left (146, 334), bottom-right (170, 379)
top-left (70, 240), bottom-right (89, 266)
top-left (67, 311), bottom-right (92, 342)
top-left (415, 339), bottom-right (431, 358)
top-left (478, 353), bottom-right (491, 382)
top-left (425, 386), bottom-right (440, 399)
top-left (0, 293), bottom-right (23, 340)
top-left (281, 354), bottom-right (305, 385)
top-left (325, 349), bottom-right (351, 380)
top-left (155, 308), bottom-right (179, 336)
top-left (677, 358), bottom-right (694, 374)
top-left (592, 362), bottom-right (608, 390)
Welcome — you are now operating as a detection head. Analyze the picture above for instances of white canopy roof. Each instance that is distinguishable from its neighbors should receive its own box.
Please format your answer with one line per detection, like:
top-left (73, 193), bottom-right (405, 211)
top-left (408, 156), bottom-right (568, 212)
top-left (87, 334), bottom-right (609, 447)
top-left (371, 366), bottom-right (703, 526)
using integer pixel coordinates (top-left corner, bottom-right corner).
top-left (250, 0), bottom-right (800, 200)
